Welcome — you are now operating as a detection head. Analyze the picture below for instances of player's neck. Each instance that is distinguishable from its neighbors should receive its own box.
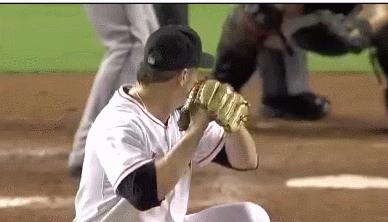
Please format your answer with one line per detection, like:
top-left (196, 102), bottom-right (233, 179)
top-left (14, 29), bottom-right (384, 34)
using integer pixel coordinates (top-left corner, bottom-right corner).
top-left (133, 84), bottom-right (178, 123)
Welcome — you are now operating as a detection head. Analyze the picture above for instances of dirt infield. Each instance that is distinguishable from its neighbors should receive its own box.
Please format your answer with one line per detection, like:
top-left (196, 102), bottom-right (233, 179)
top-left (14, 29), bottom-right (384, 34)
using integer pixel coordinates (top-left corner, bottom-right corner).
top-left (0, 73), bottom-right (388, 222)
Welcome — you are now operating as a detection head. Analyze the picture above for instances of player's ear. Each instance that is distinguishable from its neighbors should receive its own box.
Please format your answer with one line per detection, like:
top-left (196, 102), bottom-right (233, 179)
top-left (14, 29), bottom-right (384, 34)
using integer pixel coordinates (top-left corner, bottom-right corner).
top-left (178, 68), bottom-right (189, 87)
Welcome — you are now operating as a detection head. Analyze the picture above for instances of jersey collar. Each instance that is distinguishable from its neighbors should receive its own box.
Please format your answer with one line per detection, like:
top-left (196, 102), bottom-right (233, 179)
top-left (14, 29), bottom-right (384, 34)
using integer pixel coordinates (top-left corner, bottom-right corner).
top-left (118, 85), bottom-right (171, 129)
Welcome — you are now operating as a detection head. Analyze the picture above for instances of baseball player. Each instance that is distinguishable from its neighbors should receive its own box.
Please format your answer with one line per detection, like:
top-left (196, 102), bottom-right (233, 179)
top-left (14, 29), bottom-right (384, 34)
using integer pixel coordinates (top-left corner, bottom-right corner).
top-left (214, 4), bottom-right (388, 121)
top-left (69, 4), bottom-right (190, 177)
top-left (73, 25), bottom-right (270, 222)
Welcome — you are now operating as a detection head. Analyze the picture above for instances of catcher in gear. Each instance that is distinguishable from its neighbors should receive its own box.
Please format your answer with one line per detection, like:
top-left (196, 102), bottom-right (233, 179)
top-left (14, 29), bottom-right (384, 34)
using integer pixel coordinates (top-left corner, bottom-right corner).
top-left (74, 25), bottom-right (270, 222)
top-left (214, 4), bottom-right (388, 121)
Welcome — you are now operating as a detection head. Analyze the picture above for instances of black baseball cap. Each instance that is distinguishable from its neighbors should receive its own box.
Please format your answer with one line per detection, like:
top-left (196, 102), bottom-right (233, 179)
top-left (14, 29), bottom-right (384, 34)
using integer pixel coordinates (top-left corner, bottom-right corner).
top-left (144, 25), bottom-right (214, 71)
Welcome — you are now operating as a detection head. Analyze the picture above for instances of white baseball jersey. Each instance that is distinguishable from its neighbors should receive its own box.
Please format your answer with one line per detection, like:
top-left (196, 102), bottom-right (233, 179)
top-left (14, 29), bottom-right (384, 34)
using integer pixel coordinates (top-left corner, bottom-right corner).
top-left (74, 85), bottom-right (225, 222)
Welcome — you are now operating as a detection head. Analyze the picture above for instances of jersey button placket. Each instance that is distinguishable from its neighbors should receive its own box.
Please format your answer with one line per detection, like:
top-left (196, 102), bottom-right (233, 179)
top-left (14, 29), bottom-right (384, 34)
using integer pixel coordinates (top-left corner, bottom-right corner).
top-left (164, 126), bottom-right (170, 153)
top-left (165, 116), bottom-right (173, 152)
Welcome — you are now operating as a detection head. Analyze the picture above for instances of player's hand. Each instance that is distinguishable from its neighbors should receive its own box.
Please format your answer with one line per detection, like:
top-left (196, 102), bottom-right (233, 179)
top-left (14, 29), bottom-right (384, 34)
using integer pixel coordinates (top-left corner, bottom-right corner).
top-left (188, 106), bottom-right (212, 132)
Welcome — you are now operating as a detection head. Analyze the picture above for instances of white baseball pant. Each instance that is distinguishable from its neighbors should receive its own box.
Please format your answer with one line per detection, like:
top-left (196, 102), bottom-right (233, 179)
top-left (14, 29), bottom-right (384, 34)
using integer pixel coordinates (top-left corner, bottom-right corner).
top-left (184, 202), bottom-right (271, 222)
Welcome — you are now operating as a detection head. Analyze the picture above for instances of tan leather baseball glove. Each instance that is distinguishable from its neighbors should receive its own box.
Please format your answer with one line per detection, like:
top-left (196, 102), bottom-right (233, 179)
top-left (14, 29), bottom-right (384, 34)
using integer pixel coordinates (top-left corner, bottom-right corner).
top-left (178, 79), bottom-right (249, 132)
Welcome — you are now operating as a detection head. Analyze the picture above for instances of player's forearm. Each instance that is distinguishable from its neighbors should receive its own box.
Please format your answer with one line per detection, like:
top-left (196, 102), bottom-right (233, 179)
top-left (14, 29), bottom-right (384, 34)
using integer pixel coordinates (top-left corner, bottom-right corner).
top-left (155, 127), bottom-right (204, 200)
top-left (224, 126), bottom-right (258, 170)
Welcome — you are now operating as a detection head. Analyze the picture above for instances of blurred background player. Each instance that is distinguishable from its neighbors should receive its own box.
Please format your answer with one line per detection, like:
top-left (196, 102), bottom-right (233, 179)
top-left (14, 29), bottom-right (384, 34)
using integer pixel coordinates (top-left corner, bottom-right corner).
top-left (213, 4), bottom-right (388, 122)
top-left (153, 4), bottom-right (188, 26)
top-left (68, 4), bottom-right (188, 176)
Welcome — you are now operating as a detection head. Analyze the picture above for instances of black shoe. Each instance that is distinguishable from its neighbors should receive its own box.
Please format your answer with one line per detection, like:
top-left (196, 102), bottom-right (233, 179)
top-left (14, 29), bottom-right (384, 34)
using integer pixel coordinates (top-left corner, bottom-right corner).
top-left (261, 92), bottom-right (330, 120)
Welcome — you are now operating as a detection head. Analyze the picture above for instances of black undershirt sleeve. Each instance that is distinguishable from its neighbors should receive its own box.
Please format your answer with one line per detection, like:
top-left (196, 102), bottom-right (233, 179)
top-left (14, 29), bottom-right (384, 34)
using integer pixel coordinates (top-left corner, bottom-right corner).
top-left (212, 146), bottom-right (259, 171)
top-left (117, 161), bottom-right (163, 211)
top-left (117, 147), bottom-right (258, 211)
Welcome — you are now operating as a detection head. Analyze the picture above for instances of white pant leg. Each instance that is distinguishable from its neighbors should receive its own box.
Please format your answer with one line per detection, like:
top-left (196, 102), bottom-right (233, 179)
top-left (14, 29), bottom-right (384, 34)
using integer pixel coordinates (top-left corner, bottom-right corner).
top-left (283, 43), bottom-right (311, 95)
top-left (257, 47), bottom-right (288, 98)
top-left (116, 4), bottom-right (159, 85)
top-left (69, 4), bottom-right (159, 169)
top-left (262, 31), bottom-right (311, 97)
top-left (184, 202), bottom-right (270, 222)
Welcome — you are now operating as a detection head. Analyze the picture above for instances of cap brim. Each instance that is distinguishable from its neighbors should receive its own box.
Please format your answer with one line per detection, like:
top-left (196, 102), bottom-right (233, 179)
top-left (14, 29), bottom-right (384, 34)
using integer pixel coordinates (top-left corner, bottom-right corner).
top-left (198, 52), bottom-right (214, 69)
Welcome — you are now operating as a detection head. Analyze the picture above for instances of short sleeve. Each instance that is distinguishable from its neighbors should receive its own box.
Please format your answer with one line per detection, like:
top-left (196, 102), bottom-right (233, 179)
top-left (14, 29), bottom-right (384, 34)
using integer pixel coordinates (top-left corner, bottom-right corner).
top-left (93, 121), bottom-right (153, 192)
top-left (192, 121), bottom-right (225, 167)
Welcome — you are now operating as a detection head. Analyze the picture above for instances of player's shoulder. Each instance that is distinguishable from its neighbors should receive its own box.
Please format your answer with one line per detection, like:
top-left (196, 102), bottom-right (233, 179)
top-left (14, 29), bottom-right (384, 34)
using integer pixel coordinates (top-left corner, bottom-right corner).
top-left (89, 108), bottom-right (145, 148)
top-left (92, 107), bottom-right (142, 133)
